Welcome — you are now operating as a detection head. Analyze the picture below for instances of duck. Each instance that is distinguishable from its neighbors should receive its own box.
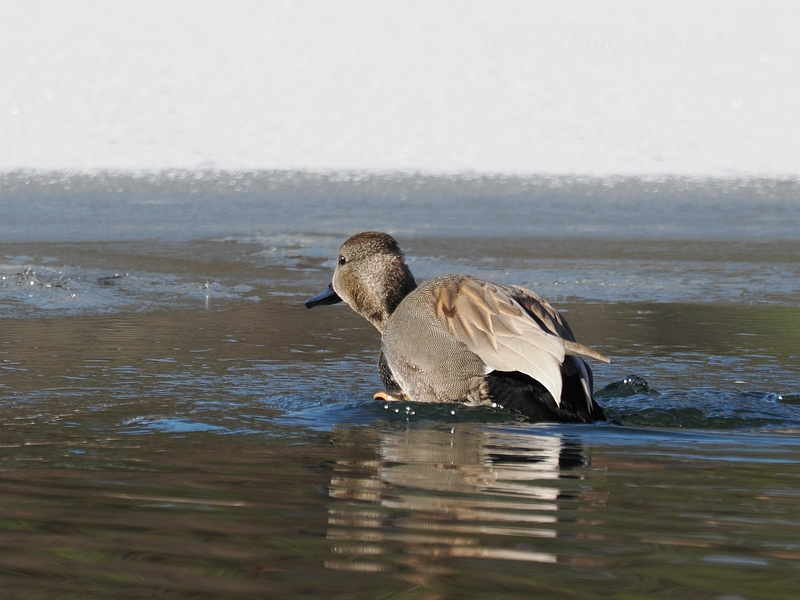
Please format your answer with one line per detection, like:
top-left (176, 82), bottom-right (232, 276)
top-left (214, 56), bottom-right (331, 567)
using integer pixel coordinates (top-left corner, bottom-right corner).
top-left (305, 232), bottom-right (610, 423)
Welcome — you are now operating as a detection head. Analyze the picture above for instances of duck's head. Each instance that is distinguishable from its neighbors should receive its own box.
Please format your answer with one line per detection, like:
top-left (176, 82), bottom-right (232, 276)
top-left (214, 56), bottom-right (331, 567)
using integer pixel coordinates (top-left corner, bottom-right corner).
top-left (305, 231), bottom-right (417, 331)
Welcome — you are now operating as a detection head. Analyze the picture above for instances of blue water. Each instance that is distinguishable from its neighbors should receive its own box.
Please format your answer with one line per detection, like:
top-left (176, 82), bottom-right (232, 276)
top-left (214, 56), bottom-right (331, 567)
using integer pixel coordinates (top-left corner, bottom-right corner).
top-left (0, 171), bottom-right (799, 598)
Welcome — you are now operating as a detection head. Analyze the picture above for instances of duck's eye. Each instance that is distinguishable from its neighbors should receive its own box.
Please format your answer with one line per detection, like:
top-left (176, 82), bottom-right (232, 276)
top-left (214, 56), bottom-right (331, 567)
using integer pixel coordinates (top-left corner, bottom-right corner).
top-left (338, 255), bottom-right (346, 266)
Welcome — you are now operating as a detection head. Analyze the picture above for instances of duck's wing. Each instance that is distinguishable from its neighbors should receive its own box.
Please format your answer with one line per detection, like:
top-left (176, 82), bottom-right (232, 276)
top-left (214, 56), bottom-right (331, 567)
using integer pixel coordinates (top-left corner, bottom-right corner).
top-left (503, 283), bottom-right (610, 415)
top-left (434, 277), bottom-right (568, 406)
top-left (503, 284), bottom-right (611, 365)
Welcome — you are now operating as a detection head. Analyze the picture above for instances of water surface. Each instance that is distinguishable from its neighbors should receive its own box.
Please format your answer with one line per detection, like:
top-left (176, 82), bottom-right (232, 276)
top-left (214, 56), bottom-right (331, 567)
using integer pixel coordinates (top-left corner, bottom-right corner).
top-left (1, 172), bottom-right (799, 598)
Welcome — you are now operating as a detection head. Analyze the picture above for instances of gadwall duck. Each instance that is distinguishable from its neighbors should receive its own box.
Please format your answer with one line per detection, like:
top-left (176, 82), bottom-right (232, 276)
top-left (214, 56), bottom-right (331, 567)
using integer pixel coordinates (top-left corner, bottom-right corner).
top-left (306, 232), bottom-right (610, 423)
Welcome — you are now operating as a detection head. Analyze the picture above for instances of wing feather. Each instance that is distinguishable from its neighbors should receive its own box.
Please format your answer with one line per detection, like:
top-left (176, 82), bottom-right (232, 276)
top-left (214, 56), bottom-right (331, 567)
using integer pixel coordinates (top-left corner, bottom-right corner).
top-left (433, 277), bottom-right (609, 412)
top-left (436, 278), bottom-right (568, 405)
top-left (564, 340), bottom-right (611, 364)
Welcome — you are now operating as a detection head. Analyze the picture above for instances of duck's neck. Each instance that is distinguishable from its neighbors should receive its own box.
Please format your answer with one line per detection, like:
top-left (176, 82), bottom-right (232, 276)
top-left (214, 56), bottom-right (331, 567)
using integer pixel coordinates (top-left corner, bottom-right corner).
top-left (367, 261), bottom-right (417, 333)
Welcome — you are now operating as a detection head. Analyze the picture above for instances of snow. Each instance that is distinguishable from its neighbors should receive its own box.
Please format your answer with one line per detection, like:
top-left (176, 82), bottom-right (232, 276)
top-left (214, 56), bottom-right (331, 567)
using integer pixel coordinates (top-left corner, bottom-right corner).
top-left (1, 0), bottom-right (798, 176)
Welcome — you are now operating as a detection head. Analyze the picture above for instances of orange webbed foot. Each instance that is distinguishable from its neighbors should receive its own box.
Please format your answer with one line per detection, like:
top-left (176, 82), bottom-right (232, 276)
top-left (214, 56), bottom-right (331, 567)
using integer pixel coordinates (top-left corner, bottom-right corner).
top-left (373, 391), bottom-right (405, 402)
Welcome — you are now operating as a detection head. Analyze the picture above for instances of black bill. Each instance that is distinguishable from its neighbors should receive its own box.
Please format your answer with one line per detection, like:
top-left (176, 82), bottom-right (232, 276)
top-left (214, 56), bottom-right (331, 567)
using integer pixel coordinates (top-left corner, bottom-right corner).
top-left (305, 284), bottom-right (343, 308)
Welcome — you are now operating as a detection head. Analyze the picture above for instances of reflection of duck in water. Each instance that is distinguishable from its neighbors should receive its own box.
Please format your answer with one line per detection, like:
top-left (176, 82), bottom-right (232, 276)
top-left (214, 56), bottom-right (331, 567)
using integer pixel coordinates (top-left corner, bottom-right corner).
top-left (306, 232), bottom-right (609, 423)
top-left (325, 425), bottom-right (602, 575)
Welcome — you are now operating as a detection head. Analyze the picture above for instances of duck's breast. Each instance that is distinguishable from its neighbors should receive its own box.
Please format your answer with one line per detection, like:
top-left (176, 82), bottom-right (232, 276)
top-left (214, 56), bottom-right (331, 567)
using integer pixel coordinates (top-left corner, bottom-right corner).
top-left (381, 287), bottom-right (488, 405)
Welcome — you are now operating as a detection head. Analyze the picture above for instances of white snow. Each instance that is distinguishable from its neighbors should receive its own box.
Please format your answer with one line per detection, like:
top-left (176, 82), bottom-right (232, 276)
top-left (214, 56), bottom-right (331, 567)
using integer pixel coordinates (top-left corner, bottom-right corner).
top-left (1, 0), bottom-right (798, 176)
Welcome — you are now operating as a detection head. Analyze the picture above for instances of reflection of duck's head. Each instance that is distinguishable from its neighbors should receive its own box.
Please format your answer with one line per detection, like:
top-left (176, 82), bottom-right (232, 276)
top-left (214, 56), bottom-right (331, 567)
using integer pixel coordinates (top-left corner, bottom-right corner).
top-left (306, 232), bottom-right (609, 423)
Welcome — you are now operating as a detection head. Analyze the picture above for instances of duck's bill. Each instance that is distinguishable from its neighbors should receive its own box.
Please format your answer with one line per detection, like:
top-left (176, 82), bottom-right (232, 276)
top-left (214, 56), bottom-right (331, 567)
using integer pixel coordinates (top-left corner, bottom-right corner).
top-left (305, 284), bottom-right (343, 308)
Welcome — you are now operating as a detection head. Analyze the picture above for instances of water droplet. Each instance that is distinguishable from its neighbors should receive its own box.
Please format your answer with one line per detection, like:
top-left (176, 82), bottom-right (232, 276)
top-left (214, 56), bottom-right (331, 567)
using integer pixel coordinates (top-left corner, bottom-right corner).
top-left (372, 78), bottom-right (381, 87)
top-left (732, 99), bottom-right (741, 108)
top-left (759, 52), bottom-right (770, 62)
top-left (11, 107), bottom-right (18, 115)
top-left (44, 90), bottom-right (53, 99)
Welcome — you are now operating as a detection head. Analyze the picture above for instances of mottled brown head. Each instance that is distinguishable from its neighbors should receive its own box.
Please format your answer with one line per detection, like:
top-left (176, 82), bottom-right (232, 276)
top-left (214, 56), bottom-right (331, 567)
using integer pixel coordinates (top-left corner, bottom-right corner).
top-left (331, 232), bottom-right (417, 331)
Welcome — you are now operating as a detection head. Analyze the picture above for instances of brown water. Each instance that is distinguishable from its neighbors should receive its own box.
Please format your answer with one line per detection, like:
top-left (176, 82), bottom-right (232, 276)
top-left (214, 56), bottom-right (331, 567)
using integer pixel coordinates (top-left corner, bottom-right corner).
top-left (1, 172), bottom-right (799, 598)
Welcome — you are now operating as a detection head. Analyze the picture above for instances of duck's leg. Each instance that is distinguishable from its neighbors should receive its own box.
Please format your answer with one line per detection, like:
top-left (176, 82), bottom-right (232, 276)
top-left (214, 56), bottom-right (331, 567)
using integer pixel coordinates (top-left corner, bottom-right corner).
top-left (376, 350), bottom-right (407, 402)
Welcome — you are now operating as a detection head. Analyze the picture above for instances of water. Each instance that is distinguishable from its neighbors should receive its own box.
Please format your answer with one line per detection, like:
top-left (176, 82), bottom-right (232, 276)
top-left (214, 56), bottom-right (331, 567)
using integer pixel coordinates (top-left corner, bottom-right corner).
top-left (1, 171), bottom-right (799, 598)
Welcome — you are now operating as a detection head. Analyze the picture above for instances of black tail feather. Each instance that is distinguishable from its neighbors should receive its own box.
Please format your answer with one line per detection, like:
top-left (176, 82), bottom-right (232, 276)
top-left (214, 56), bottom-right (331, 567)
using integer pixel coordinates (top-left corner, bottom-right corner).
top-left (486, 370), bottom-right (606, 423)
